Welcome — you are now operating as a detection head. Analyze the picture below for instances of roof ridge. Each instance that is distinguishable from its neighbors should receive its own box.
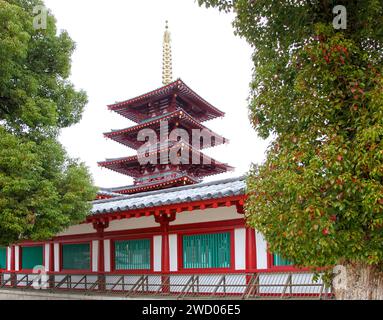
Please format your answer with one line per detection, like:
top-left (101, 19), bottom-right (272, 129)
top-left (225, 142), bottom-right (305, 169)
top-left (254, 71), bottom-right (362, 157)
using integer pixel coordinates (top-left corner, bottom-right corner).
top-left (108, 78), bottom-right (182, 109)
top-left (97, 190), bottom-right (122, 197)
top-left (93, 175), bottom-right (246, 204)
top-left (104, 110), bottom-right (179, 135)
top-left (107, 78), bottom-right (224, 118)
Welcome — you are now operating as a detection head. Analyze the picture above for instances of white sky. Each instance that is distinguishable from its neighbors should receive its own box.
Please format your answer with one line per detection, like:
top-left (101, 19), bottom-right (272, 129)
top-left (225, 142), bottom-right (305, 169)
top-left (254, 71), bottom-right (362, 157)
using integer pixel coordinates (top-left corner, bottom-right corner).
top-left (44, 0), bottom-right (269, 188)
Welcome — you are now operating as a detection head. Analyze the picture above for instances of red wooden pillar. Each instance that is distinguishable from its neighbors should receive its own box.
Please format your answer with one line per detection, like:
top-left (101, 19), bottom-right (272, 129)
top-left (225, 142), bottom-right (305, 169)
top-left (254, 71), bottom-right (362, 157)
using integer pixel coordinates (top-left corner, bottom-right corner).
top-left (98, 237), bottom-right (105, 291)
top-left (245, 227), bottom-right (257, 271)
top-left (245, 227), bottom-right (257, 291)
top-left (161, 220), bottom-right (170, 273)
top-left (236, 200), bottom-right (256, 270)
top-left (10, 245), bottom-right (16, 287)
top-left (93, 220), bottom-right (108, 291)
top-left (98, 238), bottom-right (104, 273)
top-left (161, 219), bottom-right (170, 293)
top-left (156, 213), bottom-right (175, 294)
top-left (49, 242), bottom-right (55, 288)
top-left (236, 199), bottom-right (257, 288)
top-left (49, 242), bottom-right (55, 272)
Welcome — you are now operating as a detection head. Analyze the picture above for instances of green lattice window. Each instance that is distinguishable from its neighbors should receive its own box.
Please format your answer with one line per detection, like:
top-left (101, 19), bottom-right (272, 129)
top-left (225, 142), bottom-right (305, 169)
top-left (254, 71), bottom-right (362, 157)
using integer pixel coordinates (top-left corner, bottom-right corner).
top-left (62, 243), bottom-right (90, 270)
top-left (114, 239), bottom-right (151, 270)
top-left (182, 232), bottom-right (231, 269)
top-left (21, 246), bottom-right (43, 270)
top-left (0, 247), bottom-right (6, 269)
top-left (273, 253), bottom-right (294, 267)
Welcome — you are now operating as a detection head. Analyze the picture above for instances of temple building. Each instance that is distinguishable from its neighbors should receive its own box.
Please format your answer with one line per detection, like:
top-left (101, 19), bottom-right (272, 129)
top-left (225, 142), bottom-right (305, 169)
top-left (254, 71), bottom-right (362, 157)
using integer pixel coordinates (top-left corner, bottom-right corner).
top-left (0, 23), bottom-right (329, 298)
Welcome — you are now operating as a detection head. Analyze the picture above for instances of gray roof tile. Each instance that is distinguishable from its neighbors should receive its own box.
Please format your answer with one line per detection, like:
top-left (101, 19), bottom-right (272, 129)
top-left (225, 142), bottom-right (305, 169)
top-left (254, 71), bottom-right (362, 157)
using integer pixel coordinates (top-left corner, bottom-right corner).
top-left (97, 189), bottom-right (123, 198)
top-left (91, 176), bottom-right (246, 215)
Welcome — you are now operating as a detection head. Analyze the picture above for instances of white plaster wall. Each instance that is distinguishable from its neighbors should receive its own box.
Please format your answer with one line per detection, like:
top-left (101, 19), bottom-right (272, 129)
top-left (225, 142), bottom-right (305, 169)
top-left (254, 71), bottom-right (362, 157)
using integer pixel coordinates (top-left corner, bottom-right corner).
top-left (54, 243), bottom-right (60, 272)
top-left (153, 236), bottom-right (162, 272)
top-left (104, 240), bottom-right (111, 272)
top-left (44, 244), bottom-right (50, 271)
top-left (106, 216), bottom-right (158, 232)
top-left (256, 232), bottom-right (268, 269)
top-left (170, 207), bottom-right (242, 226)
top-left (92, 240), bottom-right (98, 272)
top-left (169, 234), bottom-right (178, 272)
top-left (234, 228), bottom-right (246, 270)
top-left (7, 247), bottom-right (11, 271)
top-left (14, 246), bottom-right (19, 271)
top-left (57, 223), bottom-right (96, 236)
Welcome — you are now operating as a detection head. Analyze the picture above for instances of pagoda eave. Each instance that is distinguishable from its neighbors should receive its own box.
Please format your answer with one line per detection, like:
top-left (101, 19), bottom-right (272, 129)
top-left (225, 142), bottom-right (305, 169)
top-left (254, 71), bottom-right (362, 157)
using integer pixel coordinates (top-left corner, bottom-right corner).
top-left (98, 143), bottom-right (233, 177)
top-left (108, 79), bottom-right (225, 123)
top-left (103, 110), bottom-right (228, 150)
top-left (98, 158), bottom-right (233, 179)
top-left (109, 175), bottom-right (199, 195)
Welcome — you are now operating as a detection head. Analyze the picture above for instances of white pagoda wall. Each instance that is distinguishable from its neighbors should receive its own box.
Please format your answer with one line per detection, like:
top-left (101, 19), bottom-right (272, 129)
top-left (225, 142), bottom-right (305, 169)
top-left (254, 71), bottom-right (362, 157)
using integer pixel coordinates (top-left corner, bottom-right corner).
top-left (256, 231), bottom-right (268, 270)
top-left (169, 207), bottom-right (242, 225)
top-left (153, 235), bottom-right (162, 272)
top-left (234, 228), bottom-right (246, 270)
top-left (169, 234), bottom-right (178, 272)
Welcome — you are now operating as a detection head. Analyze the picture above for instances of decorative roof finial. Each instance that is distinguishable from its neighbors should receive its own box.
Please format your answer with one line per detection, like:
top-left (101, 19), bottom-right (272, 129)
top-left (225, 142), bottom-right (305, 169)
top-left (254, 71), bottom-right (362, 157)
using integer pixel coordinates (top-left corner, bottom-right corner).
top-left (162, 20), bottom-right (173, 86)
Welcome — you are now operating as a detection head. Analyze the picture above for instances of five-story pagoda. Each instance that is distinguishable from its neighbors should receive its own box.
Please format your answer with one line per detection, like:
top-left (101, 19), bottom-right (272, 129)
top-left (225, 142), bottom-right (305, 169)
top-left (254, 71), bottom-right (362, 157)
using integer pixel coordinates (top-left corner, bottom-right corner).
top-left (98, 22), bottom-right (233, 194)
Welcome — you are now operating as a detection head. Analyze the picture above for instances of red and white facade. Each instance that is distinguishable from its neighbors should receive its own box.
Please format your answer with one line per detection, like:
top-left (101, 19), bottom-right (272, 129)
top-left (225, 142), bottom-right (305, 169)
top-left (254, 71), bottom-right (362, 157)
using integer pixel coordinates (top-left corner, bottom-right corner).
top-left (0, 180), bottom-right (330, 297)
top-left (0, 38), bottom-right (330, 297)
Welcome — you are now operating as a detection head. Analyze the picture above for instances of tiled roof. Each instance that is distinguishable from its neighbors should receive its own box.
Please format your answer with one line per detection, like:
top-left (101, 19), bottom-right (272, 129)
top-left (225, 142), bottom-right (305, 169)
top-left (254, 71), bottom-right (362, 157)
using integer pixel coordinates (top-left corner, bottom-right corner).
top-left (96, 189), bottom-right (122, 198)
top-left (107, 79), bottom-right (225, 123)
top-left (91, 176), bottom-right (246, 215)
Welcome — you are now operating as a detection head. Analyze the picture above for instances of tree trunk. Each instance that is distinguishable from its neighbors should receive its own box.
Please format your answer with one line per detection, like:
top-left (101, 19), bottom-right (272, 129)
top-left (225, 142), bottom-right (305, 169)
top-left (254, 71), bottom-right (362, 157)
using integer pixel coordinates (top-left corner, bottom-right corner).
top-left (333, 262), bottom-right (383, 300)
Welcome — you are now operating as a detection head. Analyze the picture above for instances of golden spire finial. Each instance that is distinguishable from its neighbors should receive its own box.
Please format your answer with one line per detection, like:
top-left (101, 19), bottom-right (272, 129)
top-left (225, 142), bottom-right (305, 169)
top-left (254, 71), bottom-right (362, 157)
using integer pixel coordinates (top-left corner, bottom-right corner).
top-left (162, 20), bottom-right (173, 86)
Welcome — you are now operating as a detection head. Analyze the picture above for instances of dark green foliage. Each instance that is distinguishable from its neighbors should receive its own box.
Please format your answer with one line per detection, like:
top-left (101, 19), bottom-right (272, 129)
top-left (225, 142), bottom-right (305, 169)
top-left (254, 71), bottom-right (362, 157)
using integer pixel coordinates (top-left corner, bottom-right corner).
top-left (0, 0), bottom-right (96, 245)
top-left (197, 0), bottom-right (383, 269)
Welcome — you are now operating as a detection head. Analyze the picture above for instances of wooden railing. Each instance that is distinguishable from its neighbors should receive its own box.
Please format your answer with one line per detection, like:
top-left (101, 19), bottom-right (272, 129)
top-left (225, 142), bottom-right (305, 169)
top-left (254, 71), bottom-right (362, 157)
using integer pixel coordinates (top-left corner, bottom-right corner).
top-left (0, 271), bottom-right (334, 300)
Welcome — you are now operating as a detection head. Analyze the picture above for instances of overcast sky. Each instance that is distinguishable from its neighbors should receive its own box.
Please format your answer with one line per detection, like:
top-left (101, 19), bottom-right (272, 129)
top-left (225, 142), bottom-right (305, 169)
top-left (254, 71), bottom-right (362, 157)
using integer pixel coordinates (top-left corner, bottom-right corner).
top-left (44, 0), bottom-right (269, 188)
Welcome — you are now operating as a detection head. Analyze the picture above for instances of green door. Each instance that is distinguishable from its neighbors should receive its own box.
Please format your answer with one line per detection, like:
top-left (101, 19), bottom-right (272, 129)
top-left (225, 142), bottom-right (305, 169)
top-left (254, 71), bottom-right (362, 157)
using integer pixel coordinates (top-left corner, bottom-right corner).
top-left (183, 232), bottom-right (231, 269)
top-left (21, 246), bottom-right (43, 270)
top-left (0, 247), bottom-right (6, 269)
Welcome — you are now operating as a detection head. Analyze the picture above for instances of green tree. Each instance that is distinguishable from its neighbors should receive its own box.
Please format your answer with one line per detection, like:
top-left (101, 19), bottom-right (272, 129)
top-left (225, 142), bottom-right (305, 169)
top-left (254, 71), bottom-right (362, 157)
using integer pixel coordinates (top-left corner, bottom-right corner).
top-left (198, 0), bottom-right (383, 299)
top-left (0, 0), bottom-right (96, 245)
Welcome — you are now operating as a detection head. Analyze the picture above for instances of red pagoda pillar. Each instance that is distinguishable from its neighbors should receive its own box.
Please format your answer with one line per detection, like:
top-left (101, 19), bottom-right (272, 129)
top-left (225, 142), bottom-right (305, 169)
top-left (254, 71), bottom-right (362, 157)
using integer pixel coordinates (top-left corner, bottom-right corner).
top-left (49, 242), bottom-right (55, 272)
top-left (236, 200), bottom-right (257, 288)
top-left (161, 220), bottom-right (170, 294)
top-left (245, 228), bottom-right (257, 271)
top-left (235, 201), bottom-right (256, 270)
top-left (49, 242), bottom-right (55, 288)
top-left (10, 245), bottom-right (16, 287)
top-left (162, 220), bottom-right (170, 274)
top-left (156, 213), bottom-right (175, 294)
top-left (98, 237), bottom-right (105, 274)
top-left (93, 220), bottom-right (109, 291)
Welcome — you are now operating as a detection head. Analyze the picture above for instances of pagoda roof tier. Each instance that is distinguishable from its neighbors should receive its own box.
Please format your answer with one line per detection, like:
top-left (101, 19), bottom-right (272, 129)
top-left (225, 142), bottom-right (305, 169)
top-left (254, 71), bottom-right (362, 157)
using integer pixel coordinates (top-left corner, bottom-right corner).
top-left (106, 174), bottom-right (199, 195)
top-left (98, 156), bottom-right (232, 179)
top-left (97, 146), bottom-right (233, 179)
top-left (107, 79), bottom-right (224, 123)
top-left (104, 110), bottom-right (228, 150)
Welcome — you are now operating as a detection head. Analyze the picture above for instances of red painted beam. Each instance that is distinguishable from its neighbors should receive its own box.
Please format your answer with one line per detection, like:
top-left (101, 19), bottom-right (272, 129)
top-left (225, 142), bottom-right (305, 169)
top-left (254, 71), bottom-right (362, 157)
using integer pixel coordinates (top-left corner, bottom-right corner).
top-left (87, 195), bottom-right (246, 224)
